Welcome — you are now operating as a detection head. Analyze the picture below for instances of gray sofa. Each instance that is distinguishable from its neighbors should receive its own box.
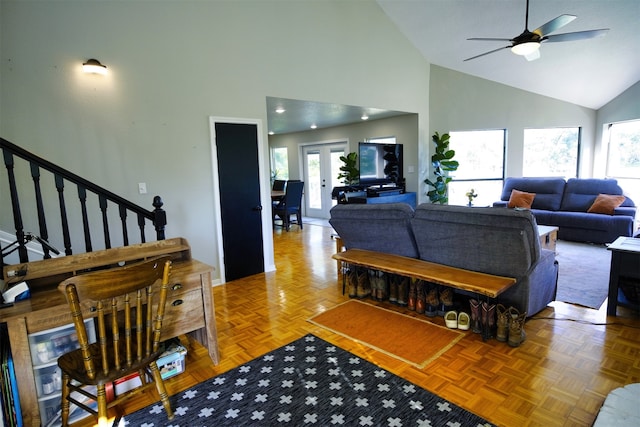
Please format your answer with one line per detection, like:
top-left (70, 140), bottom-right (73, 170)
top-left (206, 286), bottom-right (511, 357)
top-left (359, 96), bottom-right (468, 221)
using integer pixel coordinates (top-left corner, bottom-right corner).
top-left (329, 203), bottom-right (558, 316)
top-left (493, 177), bottom-right (636, 244)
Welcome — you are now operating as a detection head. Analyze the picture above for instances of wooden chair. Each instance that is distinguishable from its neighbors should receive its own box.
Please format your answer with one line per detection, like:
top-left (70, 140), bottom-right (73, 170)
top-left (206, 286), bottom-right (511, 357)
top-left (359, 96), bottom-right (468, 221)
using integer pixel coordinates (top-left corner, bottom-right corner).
top-left (56, 256), bottom-right (174, 427)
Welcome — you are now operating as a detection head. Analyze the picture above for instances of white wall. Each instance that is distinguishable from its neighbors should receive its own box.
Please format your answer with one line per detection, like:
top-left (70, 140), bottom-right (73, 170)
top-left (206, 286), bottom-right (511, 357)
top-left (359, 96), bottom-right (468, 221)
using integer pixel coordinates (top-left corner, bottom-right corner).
top-left (269, 114), bottom-right (419, 193)
top-left (0, 0), bottom-right (430, 276)
top-left (429, 65), bottom-right (598, 179)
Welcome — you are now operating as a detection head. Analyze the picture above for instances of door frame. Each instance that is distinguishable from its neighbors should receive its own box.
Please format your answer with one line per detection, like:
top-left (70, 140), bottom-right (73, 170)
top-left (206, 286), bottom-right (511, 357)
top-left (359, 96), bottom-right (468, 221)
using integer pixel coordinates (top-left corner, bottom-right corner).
top-left (209, 116), bottom-right (275, 284)
top-left (298, 139), bottom-right (348, 219)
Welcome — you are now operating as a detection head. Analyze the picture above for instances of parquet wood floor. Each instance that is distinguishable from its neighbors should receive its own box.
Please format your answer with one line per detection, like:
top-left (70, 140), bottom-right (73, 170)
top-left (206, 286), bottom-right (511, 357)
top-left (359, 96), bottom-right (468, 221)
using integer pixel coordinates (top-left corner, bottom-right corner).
top-left (76, 223), bottom-right (640, 427)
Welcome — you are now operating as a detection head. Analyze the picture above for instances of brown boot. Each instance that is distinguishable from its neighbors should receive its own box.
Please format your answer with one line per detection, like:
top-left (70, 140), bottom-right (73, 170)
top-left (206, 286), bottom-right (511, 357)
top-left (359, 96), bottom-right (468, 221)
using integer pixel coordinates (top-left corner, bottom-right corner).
top-left (347, 267), bottom-right (357, 298)
top-left (356, 269), bottom-right (370, 298)
top-left (408, 278), bottom-right (417, 310)
top-left (415, 280), bottom-right (425, 314)
top-left (388, 275), bottom-right (398, 303)
top-left (469, 299), bottom-right (482, 334)
top-left (438, 287), bottom-right (453, 316)
top-left (425, 283), bottom-right (439, 317)
top-left (375, 271), bottom-right (388, 301)
top-left (508, 307), bottom-right (527, 347)
top-left (496, 304), bottom-right (509, 342)
top-left (397, 277), bottom-right (409, 306)
top-left (481, 302), bottom-right (496, 340)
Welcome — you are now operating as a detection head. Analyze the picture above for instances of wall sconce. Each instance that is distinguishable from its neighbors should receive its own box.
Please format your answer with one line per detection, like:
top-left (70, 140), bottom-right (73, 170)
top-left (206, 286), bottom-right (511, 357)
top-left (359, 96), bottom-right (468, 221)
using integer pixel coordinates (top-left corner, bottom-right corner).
top-left (82, 59), bottom-right (107, 75)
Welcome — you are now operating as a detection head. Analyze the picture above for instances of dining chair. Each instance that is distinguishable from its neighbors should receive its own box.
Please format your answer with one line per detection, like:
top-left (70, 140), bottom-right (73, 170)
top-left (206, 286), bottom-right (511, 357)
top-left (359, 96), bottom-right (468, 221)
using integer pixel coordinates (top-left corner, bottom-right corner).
top-left (272, 179), bottom-right (287, 191)
top-left (56, 256), bottom-right (174, 427)
top-left (273, 180), bottom-right (305, 231)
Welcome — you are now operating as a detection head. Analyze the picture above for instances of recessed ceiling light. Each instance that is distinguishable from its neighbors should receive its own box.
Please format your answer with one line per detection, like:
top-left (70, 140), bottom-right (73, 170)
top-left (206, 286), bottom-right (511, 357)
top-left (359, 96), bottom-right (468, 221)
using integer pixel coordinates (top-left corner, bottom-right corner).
top-left (361, 114), bottom-right (369, 120)
top-left (275, 107), bottom-right (286, 114)
top-left (310, 124), bottom-right (317, 129)
top-left (268, 131), bottom-right (274, 135)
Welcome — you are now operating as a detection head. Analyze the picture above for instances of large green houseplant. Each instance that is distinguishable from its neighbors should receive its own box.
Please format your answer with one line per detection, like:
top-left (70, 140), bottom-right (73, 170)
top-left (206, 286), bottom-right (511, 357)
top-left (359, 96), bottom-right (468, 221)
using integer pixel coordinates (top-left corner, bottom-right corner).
top-left (337, 152), bottom-right (359, 188)
top-left (424, 132), bottom-right (459, 204)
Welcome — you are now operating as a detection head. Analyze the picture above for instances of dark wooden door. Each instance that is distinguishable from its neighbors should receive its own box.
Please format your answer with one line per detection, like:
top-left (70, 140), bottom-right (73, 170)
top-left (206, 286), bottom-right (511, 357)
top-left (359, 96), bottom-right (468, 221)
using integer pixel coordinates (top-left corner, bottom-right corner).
top-left (215, 122), bottom-right (264, 281)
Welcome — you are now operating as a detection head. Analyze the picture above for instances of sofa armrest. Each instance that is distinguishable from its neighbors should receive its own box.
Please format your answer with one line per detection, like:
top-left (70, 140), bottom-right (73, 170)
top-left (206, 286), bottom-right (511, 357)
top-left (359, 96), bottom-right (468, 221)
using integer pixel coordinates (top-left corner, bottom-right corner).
top-left (498, 248), bottom-right (558, 316)
top-left (493, 201), bottom-right (508, 208)
top-left (614, 206), bottom-right (636, 217)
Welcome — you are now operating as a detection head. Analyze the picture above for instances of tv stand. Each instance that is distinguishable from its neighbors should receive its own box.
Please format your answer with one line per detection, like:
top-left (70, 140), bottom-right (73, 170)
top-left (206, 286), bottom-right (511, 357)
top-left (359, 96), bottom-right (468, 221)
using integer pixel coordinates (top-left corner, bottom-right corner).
top-left (346, 191), bottom-right (416, 209)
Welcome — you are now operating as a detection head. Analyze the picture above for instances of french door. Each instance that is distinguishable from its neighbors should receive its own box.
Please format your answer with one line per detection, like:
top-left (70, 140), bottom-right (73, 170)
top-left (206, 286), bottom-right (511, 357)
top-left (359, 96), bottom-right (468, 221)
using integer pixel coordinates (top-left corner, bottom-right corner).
top-left (302, 142), bottom-right (346, 219)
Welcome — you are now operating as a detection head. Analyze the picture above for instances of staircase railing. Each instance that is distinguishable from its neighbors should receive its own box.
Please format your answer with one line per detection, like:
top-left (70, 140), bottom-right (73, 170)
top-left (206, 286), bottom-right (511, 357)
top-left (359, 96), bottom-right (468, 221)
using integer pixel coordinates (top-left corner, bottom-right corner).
top-left (1, 138), bottom-right (166, 270)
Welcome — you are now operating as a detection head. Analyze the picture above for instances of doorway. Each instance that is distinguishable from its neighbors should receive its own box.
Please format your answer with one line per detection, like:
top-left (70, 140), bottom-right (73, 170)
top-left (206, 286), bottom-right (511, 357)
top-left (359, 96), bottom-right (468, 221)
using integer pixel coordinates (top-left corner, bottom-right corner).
top-left (301, 141), bottom-right (346, 219)
top-left (210, 117), bottom-right (275, 283)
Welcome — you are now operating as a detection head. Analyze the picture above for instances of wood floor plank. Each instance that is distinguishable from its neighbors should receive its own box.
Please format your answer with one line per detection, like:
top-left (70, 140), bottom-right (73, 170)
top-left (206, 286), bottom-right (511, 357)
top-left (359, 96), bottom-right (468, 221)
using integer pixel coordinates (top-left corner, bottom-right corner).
top-left (72, 222), bottom-right (640, 427)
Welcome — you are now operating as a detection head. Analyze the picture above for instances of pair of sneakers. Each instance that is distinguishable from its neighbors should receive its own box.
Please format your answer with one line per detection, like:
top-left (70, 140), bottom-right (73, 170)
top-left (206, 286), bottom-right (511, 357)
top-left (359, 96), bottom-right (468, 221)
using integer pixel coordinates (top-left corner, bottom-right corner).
top-left (444, 311), bottom-right (470, 330)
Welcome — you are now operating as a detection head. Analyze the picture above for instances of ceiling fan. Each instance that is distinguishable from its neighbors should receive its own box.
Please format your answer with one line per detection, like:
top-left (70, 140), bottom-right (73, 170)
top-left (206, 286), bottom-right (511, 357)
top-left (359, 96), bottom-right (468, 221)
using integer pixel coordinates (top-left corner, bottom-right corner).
top-left (464, 0), bottom-right (609, 62)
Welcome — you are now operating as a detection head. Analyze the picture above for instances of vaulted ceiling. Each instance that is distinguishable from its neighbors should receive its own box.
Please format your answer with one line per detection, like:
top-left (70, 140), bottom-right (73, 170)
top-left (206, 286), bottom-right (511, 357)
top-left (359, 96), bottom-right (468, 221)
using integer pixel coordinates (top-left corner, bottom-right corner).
top-left (267, 0), bottom-right (639, 135)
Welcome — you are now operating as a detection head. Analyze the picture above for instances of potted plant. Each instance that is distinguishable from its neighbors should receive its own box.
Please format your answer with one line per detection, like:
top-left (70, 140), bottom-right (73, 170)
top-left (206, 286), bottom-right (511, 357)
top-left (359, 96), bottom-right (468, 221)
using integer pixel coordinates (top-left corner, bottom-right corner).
top-left (424, 132), bottom-right (459, 204)
top-left (337, 152), bottom-right (359, 188)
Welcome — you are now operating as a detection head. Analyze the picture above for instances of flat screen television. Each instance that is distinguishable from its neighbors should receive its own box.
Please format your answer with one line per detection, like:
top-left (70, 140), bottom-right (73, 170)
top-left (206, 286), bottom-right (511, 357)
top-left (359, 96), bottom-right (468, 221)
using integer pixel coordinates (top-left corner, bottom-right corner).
top-left (358, 142), bottom-right (403, 186)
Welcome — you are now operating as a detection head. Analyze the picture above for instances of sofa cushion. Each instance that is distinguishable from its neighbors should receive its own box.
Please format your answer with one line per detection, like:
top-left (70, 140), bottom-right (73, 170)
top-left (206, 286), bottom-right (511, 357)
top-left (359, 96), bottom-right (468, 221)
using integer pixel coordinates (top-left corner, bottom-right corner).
top-left (329, 203), bottom-right (419, 258)
top-left (561, 178), bottom-right (625, 212)
top-left (500, 177), bottom-right (565, 211)
top-left (508, 189), bottom-right (536, 209)
top-left (587, 194), bottom-right (627, 215)
top-left (411, 204), bottom-right (539, 278)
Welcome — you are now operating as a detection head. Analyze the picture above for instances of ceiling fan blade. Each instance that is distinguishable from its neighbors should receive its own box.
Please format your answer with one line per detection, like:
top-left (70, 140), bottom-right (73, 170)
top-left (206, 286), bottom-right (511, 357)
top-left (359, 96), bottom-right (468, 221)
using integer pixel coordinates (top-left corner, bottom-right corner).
top-left (467, 37), bottom-right (512, 42)
top-left (464, 46), bottom-right (510, 62)
top-left (544, 29), bottom-right (609, 43)
top-left (525, 49), bottom-right (540, 61)
top-left (533, 14), bottom-right (576, 37)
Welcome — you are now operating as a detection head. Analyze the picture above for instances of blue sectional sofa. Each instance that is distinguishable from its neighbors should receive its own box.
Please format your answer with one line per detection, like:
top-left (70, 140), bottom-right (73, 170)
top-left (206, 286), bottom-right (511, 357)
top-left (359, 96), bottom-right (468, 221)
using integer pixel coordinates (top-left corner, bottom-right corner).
top-left (329, 203), bottom-right (558, 316)
top-left (493, 177), bottom-right (636, 244)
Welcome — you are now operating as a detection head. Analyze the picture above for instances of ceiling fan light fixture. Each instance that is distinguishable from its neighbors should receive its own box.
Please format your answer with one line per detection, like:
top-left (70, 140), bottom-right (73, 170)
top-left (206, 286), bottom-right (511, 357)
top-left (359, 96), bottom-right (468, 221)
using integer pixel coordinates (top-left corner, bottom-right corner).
top-left (511, 42), bottom-right (540, 56)
top-left (82, 58), bottom-right (107, 75)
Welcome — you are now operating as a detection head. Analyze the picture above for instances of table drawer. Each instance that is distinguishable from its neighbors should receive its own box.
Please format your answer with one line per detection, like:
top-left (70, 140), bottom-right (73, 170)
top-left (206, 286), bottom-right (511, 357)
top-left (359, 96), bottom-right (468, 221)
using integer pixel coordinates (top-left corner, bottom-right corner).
top-left (162, 288), bottom-right (205, 337)
top-left (168, 274), bottom-right (202, 295)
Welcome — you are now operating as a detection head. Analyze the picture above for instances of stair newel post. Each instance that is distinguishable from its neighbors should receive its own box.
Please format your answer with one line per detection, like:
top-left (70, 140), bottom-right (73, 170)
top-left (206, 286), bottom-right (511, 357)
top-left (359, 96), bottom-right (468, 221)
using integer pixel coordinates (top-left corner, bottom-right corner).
top-left (30, 162), bottom-right (53, 259)
top-left (55, 174), bottom-right (73, 256)
top-left (152, 196), bottom-right (166, 241)
top-left (2, 149), bottom-right (28, 263)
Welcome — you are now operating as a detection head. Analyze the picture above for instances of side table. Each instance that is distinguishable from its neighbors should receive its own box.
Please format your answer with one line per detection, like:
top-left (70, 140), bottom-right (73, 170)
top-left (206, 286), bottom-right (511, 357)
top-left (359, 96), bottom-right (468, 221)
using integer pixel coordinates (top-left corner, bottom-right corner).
top-left (606, 236), bottom-right (640, 316)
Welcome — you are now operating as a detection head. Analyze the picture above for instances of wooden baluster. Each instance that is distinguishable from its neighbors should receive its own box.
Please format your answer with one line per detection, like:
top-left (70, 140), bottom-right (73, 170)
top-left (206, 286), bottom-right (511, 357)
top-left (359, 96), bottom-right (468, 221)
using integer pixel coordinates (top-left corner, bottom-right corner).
top-left (30, 162), bottom-right (53, 259)
top-left (119, 204), bottom-right (130, 246)
top-left (77, 185), bottom-right (93, 252)
top-left (3, 149), bottom-right (28, 263)
top-left (99, 195), bottom-right (111, 249)
top-left (55, 174), bottom-right (73, 255)
top-left (138, 213), bottom-right (147, 243)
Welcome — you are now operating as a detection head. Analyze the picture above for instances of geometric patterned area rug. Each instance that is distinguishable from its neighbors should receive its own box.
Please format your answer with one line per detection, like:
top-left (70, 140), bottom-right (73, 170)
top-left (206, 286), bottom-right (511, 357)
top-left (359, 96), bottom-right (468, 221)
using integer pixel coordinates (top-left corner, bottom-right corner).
top-left (121, 334), bottom-right (493, 426)
top-left (309, 300), bottom-right (465, 368)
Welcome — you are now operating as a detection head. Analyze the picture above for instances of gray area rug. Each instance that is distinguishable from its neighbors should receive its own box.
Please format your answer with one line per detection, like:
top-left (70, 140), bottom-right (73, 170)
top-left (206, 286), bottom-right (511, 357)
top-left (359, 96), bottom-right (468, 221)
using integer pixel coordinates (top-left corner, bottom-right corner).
top-left (555, 240), bottom-right (611, 309)
top-left (121, 334), bottom-right (493, 426)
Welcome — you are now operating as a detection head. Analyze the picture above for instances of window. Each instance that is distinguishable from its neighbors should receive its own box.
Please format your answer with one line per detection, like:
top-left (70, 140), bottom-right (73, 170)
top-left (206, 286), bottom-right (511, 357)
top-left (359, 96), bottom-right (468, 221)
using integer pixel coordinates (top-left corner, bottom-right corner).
top-left (270, 147), bottom-right (289, 181)
top-left (606, 120), bottom-right (640, 213)
top-left (447, 130), bottom-right (505, 207)
top-left (606, 120), bottom-right (640, 179)
top-left (523, 127), bottom-right (580, 178)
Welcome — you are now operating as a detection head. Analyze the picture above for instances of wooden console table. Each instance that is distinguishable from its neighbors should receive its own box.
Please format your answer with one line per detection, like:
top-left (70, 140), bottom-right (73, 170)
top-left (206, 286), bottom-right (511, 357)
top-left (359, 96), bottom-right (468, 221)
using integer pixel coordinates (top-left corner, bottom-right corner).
top-left (1, 237), bottom-right (218, 427)
top-left (607, 236), bottom-right (640, 316)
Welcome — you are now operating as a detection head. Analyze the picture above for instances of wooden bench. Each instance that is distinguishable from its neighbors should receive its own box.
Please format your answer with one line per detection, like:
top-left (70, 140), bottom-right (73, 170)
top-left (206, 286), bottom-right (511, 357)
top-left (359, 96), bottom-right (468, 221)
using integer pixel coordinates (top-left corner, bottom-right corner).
top-left (332, 248), bottom-right (516, 299)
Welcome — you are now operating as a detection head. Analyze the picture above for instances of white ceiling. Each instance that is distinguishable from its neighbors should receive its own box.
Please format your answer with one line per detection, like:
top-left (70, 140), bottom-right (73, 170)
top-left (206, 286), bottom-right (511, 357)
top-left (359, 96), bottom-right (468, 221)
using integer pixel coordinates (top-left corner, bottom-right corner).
top-left (378, 0), bottom-right (640, 110)
top-left (267, 0), bottom-right (639, 135)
